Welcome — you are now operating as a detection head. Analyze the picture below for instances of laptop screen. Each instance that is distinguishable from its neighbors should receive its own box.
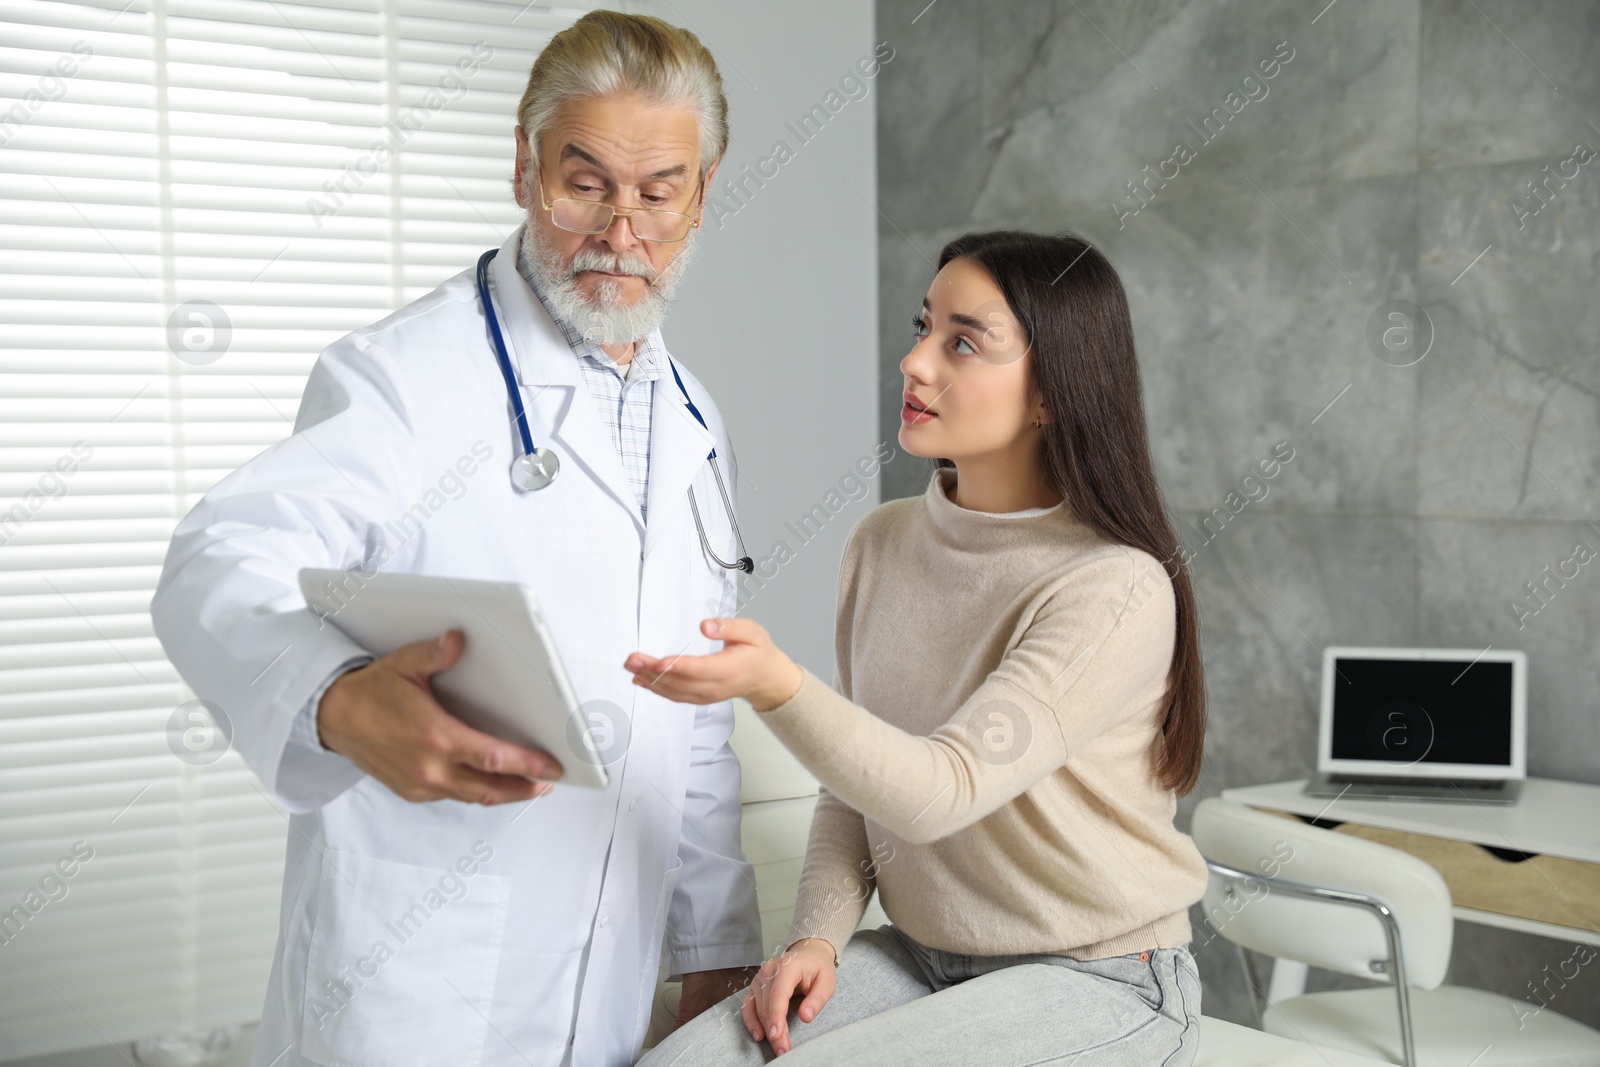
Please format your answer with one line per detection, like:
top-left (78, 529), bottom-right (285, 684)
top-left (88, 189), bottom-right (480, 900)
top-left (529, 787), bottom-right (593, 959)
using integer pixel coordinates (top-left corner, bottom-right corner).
top-left (1329, 656), bottom-right (1515, 767)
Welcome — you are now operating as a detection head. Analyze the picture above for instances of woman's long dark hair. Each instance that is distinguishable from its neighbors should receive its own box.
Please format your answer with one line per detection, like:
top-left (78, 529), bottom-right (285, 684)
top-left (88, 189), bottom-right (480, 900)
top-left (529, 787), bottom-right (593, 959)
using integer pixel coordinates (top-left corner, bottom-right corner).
top-left (933, 230), bottom-right (1205, 796)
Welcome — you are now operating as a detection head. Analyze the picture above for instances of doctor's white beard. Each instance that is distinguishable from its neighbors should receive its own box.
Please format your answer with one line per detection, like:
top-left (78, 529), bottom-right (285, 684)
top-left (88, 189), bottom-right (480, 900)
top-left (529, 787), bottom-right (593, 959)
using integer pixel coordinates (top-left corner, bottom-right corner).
top-left (518, 214), bottom-right (698, 346)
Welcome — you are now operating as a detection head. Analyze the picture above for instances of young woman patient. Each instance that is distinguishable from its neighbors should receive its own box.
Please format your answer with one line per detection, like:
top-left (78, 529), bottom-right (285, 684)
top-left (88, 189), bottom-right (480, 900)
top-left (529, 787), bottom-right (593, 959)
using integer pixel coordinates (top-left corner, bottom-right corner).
top-left (627, 230), bottom-right (1209, 1066)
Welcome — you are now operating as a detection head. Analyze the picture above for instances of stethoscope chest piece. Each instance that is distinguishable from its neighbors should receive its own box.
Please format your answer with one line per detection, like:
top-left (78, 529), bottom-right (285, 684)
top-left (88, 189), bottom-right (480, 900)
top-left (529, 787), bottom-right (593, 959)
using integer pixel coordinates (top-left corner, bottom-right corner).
top-left (511, 447), bottom-right (560, 492)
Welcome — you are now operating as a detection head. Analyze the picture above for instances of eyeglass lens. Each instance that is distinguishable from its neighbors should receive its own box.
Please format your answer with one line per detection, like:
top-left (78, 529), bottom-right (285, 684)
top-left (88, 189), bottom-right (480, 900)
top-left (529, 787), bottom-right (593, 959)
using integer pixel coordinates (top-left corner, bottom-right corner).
top-left (550, 199), bottom-right (693, 241)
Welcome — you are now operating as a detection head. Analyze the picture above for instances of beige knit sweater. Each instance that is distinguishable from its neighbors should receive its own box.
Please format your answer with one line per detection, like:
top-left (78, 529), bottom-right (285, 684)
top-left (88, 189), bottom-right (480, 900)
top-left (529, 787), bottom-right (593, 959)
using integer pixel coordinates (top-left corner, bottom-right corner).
top-left (758, 466), bottom-right (1208, 961)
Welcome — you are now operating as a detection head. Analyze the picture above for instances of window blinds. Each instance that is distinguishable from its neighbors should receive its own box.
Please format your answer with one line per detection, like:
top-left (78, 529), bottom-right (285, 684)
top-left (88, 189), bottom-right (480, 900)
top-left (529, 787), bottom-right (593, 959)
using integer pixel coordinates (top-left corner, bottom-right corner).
top-left (0, 0), bottom-right (600, 1057)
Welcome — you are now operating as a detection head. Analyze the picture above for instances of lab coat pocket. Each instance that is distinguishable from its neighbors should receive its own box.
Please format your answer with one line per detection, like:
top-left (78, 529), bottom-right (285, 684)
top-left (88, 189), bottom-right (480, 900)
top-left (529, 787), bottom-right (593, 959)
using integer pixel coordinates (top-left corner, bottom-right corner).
top-left (638, 857), bottom-right (685, 1040)
top-left (654, 857), bottom-right (684, 949)
top-left (300, 849), bottom-right (511, 1067)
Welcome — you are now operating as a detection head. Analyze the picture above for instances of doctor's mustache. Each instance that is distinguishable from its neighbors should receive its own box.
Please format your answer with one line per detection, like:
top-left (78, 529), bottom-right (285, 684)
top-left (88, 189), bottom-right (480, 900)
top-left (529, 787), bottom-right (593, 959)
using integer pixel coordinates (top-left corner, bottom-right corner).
top-left (564, 246), bottom-right (660, 284)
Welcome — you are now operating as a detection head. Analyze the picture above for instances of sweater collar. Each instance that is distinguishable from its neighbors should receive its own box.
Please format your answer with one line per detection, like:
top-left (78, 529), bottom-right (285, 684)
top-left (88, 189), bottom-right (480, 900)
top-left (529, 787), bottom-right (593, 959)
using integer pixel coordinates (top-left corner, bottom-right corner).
top-left (924, 466), bottom-right (1083, 543)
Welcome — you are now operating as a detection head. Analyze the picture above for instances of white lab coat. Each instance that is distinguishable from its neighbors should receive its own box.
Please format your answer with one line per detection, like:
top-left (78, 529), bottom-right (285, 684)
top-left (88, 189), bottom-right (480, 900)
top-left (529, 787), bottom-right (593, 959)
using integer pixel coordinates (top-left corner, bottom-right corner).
top-left (150, 224), bottom-right (764, 1067)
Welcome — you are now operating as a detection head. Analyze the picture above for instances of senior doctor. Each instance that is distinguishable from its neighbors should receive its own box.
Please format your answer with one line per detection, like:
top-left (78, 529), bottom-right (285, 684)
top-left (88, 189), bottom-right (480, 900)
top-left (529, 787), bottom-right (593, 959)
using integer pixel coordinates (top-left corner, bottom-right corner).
top-left (150, 12), bottom-right (764, 1067)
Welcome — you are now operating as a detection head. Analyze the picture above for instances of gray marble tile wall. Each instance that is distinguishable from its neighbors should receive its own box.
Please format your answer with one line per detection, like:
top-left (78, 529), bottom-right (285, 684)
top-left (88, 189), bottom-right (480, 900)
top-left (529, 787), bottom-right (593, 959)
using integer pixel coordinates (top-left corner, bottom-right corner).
top-left (873, 0), bottom-right (1600, 1033)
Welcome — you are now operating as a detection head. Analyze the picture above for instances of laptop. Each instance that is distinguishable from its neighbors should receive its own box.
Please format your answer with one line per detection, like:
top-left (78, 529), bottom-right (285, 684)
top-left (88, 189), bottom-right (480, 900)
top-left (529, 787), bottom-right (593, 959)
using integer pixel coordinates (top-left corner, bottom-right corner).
top-left (1302, 646), bottom-right (1527, 805)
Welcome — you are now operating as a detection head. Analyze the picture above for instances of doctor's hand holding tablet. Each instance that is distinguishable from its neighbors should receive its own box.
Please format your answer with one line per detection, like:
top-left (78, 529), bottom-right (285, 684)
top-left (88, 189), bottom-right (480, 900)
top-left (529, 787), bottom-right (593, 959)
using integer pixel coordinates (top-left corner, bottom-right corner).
top-left (298, 566), bottom-right (652, 805)
top-left (314, 630), bottom-right (563, 806)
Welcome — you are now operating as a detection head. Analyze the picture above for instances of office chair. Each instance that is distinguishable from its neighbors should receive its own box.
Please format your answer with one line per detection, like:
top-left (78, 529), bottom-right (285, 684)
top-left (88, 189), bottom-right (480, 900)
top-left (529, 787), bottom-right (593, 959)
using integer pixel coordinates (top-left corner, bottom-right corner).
top-left (1191, 797), bottom-right (1600, 1067)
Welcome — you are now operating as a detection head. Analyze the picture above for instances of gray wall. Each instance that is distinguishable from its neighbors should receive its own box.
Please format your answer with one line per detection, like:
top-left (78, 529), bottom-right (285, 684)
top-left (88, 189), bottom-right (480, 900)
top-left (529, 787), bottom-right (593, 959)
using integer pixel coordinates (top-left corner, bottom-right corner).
top-left (874, 0), bottom-right (1600, 1031)
top-left (648, 0), bottom-right (884, 679)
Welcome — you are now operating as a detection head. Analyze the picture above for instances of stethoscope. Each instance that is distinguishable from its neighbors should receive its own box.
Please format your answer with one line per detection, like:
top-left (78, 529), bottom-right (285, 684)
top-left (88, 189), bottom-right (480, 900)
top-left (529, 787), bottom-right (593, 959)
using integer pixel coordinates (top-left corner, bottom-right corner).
top-left (476, 248), bottom-right (754, 573)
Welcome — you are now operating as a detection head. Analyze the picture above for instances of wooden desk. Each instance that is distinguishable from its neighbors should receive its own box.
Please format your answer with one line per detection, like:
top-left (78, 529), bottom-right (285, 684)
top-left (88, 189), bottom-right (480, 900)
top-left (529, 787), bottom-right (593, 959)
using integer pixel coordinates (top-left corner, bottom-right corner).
top-left (1220, 778), bottom-right (1600, 948)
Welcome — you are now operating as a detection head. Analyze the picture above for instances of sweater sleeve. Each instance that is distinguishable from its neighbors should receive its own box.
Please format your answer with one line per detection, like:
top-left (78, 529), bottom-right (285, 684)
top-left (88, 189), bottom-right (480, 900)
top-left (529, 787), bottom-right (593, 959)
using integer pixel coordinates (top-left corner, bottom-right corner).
top-left (757, 548), bottom-right (1175, 845)
top-left (784, 787), bottom-right (879, 956)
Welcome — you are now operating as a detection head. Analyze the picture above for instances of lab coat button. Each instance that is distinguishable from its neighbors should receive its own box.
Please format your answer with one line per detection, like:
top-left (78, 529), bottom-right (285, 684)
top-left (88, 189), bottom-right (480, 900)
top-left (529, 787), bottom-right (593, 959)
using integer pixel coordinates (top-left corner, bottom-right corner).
top-left (599, 912), bottom-right (609, 927)
top-left (628, 798), bottom-right (637, 811)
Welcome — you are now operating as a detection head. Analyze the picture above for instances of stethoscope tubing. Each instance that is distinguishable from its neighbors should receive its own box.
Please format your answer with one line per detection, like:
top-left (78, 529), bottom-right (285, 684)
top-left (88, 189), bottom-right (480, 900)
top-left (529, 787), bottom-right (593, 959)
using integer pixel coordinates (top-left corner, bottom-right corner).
top-left (478, 249), bottom-right (537, 458)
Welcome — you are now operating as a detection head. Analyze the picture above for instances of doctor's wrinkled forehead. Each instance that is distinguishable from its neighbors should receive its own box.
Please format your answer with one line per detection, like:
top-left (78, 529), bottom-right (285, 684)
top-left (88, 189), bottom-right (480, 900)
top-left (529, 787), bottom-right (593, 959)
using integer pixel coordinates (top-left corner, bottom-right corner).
top-left (515, 10), bottom-right (728, 184)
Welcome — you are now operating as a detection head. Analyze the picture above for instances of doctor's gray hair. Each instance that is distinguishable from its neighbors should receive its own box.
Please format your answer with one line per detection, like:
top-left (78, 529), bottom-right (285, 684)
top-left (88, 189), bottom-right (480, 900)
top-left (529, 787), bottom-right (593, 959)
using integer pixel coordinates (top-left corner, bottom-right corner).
top-left (517, 11), bottom-right (728, 181)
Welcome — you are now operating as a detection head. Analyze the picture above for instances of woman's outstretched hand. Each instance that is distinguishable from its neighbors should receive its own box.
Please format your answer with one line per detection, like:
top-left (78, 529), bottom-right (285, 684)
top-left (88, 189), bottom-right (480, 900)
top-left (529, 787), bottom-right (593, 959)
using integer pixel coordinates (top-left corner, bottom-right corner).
top-left (742, 938), bottom-right (838, 1054)
top-left (624, 617), bottom-right (805, 712)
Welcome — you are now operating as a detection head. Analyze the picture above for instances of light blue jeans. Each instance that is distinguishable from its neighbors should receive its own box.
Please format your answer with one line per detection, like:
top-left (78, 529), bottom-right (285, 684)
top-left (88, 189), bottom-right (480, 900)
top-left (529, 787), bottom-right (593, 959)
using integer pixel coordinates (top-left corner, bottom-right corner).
top-left (638, 924), bottom-right (1201, 1066)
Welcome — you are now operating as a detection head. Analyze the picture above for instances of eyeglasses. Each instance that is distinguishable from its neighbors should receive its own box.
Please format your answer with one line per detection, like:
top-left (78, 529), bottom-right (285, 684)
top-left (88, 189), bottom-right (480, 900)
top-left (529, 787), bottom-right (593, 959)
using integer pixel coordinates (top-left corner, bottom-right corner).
top-left (536, 172), bottom-right (702, 243)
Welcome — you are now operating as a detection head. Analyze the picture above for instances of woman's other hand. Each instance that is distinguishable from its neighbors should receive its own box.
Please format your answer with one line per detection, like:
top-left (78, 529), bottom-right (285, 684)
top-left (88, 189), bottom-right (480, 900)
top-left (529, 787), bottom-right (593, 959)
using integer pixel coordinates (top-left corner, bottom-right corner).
top-left (741, 938), bottom-right (838, 1054)
top-left (624, 617), bottom-right (804, 711)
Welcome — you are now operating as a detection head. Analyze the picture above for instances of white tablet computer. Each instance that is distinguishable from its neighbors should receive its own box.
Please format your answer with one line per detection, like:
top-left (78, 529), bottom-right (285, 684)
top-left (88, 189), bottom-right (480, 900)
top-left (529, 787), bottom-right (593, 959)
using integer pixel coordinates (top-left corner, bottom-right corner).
top-left (298, 568), bottom-right (608, 789)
